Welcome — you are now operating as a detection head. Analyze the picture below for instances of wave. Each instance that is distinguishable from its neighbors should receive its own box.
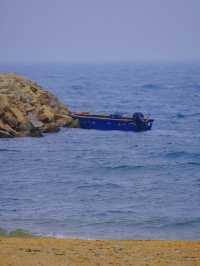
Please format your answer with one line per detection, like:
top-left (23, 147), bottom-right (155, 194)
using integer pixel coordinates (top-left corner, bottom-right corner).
top-left (165, 151), bottom-right (200, 159)
top-left (71, 85), bottom-right (84, 90)
top-left (0, 228), bottom-right (33, 237)
top-left (0, 149), bottom-right (19, 152)
top-left (1, 217), bottom-right (200, 240)
top-left (165, 151), bottom-right (188, 158)
top-left (160, 217), bottom-right (200, 229)
top-left (76, 182), bottom-right (122, 190)
top-left (176, 113), bottom-right (185, 119)
top-left (103, 164), bottom-right (145, 171)
top-left (187, 162), bottom-right (200, 166)
top-left (142, 84), bottom-right (162, 89)
top-left (175, 112), bottom-right (200, 119)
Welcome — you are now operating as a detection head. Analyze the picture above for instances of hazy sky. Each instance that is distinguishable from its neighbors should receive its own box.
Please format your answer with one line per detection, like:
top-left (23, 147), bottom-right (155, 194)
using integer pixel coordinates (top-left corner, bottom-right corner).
top-left (0, 0), bottom-right (200, 63)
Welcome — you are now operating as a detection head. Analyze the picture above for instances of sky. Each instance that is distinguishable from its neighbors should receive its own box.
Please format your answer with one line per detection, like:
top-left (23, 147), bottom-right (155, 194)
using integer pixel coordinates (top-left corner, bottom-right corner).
top-left (0, 0), bottom-right (200, 63)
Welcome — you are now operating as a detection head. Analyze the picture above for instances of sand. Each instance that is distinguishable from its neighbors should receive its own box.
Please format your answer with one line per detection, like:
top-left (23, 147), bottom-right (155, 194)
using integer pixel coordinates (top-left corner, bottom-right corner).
top-left (0, 237), bottom-right (200, 266)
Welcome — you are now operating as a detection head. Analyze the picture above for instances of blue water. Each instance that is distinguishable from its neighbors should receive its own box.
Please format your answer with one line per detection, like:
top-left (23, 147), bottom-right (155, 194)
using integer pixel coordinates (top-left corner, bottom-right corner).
top-left (0, 62), bottom-right (200, 240)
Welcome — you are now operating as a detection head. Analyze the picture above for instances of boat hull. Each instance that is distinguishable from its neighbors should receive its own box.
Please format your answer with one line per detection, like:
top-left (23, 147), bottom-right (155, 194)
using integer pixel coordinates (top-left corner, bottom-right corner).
top-left (70, 114), bottom-right (153, 132)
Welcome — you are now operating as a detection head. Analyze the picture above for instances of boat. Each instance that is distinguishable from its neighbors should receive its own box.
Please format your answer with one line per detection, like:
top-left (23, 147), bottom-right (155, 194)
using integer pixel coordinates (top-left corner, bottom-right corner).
top-left (70, 112), bottom-right (154, 132)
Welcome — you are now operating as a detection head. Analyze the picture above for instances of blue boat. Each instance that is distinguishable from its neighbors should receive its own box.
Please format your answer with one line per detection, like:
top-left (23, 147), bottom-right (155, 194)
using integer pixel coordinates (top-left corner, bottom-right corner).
top-left (70, 112), bottom-right (153, 132)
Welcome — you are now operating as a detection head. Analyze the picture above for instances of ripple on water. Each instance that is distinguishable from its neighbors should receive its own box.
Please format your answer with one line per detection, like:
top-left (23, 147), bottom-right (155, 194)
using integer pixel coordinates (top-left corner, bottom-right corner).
top-left (0, 62), bottom-right (200, 240)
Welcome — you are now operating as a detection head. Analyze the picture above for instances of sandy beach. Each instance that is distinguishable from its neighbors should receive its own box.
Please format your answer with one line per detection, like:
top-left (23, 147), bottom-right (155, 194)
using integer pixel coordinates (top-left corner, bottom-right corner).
top-left (0, 238), bottom-right (200, 266)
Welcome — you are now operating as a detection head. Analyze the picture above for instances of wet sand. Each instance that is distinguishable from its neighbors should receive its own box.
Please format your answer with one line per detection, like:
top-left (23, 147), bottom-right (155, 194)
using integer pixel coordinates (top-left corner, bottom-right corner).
top-left (0, 237), bottom-right (200, 266)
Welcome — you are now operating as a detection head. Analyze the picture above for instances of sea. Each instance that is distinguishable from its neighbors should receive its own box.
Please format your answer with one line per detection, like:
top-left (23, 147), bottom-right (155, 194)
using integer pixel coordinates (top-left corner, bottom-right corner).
top-left (0, 62), bottom-right (200, 240)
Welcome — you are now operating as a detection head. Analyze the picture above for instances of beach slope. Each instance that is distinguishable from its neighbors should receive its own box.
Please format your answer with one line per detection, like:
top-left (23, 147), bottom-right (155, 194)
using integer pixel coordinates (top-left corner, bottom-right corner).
top-left (0, 238), bottom-right (200, 266)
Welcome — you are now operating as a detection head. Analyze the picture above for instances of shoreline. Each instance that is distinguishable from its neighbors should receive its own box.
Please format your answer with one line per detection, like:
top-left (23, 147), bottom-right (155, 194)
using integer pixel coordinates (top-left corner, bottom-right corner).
top-left (0, 237), bottom-right (200, 266)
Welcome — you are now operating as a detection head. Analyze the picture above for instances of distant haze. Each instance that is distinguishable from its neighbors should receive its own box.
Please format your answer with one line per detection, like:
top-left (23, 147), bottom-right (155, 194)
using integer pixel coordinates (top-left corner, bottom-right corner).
top-left (0, 0), bottom-right (200, 63)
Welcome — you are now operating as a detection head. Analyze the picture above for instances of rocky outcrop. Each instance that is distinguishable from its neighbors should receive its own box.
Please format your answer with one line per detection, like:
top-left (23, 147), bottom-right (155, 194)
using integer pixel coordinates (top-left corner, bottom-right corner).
top-left (0, 73), bottom-right (74, 137)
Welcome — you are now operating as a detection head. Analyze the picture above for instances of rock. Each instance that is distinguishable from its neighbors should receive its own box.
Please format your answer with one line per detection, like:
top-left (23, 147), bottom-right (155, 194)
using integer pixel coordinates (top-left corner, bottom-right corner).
top-left (0, 130), bottom-right (13, 138)
top-left (38, 105), bottom-right (55, 123)
top-left (42, 123), bottom-right (60, 133)
top-left (29, 126), bottom-right (43, 137)
top-left (0, 119), bottom-right (17, 137)
top-left (28, 113), bottom-right (44, 129)
top-left (0, 73), bottom-right (76, 137)
top-left (55, 114), bottom-right (73, 127)
top-left (68, 119), bottom-right (80, 128)
top-left (2, 111), bottom-right (18, 129)
top-left (9, 106), bottom-right (27, 127)
top-left (0, 94), bottom-right (9, 111)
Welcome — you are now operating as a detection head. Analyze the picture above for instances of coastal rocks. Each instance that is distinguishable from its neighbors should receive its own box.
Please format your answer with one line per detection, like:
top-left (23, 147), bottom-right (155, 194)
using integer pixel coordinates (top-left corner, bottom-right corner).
top-left (0, 73), bottom-right (74, 137)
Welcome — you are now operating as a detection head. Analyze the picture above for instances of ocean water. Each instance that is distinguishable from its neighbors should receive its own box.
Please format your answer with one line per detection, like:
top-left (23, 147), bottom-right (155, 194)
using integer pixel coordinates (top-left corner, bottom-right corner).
top-left (0, 62), bottom-right (200, 240)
